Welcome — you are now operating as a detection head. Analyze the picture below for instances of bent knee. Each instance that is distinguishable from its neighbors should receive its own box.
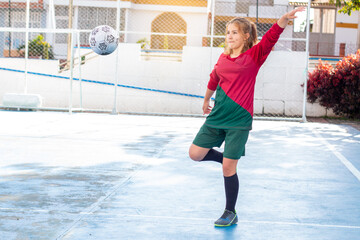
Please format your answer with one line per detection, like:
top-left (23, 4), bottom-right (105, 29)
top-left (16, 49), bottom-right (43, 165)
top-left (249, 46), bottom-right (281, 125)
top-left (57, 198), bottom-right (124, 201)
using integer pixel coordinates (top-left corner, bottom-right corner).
top-left (188, 151), bottom-right (203, 161)
top-left (189, 144), bottom-right (209, 161)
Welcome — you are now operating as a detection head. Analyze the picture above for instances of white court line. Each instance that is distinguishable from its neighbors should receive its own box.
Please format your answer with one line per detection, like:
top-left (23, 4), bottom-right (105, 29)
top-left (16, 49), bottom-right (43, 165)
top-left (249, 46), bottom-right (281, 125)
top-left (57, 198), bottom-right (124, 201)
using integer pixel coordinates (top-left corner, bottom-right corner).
top-left (55, 171), bottom-right (145, 239)
top-left (3, 207), bottom-right (358, 230)
top-left (55, 147), bottom-right (167, 240)
top-left (113, 214), bottom-right (360, 229)
top-left (0, 207), bottom-right (99, 214)
top-left (0, 207), bottom-right (49, 213)
top-left (313, 129), bottom-right (360, 182)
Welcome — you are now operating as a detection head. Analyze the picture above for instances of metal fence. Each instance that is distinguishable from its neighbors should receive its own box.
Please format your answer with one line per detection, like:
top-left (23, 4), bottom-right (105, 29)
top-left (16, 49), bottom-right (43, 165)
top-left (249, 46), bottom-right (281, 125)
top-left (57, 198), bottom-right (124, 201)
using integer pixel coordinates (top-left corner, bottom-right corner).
top-left (0, 0), bottom-right (321, 120)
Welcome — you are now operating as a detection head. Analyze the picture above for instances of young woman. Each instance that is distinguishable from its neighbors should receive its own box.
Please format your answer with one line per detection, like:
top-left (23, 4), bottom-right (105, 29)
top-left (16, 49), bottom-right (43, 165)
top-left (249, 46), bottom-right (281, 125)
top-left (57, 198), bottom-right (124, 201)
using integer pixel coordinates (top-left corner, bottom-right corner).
top-left (189, 8), bottom-right (305, 227)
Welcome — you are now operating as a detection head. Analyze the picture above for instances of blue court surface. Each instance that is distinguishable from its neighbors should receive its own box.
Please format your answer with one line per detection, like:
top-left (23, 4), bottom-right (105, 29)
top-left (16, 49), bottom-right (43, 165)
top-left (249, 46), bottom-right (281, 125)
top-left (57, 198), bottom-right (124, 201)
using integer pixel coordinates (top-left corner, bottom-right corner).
top-left (0, 111), bottom-right (359, 240)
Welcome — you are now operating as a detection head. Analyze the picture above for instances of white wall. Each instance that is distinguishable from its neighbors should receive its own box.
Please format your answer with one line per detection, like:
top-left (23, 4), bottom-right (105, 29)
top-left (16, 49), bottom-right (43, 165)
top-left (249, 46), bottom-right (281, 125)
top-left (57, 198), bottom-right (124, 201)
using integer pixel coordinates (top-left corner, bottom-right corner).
top-left (336, 28), bottom-right (358, 44)
top-left (358, 13), bottom-right (360, 49)
top-left (0, 43), bottom-right (332, 117)
top-left (335, 10), bottom-right (359, 55)
top-left (126, 10), bottom-right (155, 45)
top-left (336, 10), bottom-right (359, 24)
top-left (249, 5), bottom-right (288, 19)
top-left (180, 12), bottom-right (208, 46)
top-left (126, 9), bottom-right (207, 48)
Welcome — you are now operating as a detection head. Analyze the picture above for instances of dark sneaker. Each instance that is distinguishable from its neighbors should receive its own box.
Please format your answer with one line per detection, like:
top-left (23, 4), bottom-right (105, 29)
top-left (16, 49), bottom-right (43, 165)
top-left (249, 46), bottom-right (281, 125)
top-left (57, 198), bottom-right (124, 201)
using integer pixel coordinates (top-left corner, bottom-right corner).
top-left (214, 209), bottom-right (238, 227)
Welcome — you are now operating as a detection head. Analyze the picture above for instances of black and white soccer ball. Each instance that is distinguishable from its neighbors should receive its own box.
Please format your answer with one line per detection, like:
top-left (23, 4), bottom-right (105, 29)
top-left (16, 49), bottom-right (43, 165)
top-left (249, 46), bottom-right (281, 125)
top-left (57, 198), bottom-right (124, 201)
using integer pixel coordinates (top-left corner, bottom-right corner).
top-left (89, 25), bottom-right (118, 55)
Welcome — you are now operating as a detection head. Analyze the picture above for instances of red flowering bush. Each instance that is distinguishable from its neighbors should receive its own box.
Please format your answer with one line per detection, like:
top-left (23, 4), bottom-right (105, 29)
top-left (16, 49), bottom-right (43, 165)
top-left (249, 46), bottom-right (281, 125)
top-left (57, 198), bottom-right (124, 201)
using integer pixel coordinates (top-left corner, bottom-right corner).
top-left (307, 60), bottom-right (335, 106)
top-left (307, 50), bottom-right (360, 119)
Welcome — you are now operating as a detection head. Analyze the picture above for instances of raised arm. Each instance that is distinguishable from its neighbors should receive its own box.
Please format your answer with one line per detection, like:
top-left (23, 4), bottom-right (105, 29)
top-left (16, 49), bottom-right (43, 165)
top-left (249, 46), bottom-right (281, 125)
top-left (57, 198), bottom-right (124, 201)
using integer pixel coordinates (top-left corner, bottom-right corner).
top-left (251, 7), bottom-right (305, 65)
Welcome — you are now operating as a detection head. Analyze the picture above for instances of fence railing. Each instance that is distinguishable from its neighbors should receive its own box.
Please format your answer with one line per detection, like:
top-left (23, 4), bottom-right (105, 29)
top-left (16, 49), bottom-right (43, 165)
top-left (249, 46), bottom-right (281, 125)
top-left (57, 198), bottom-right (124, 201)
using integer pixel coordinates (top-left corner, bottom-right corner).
top-left (0, 0), bottom-right (316, 120)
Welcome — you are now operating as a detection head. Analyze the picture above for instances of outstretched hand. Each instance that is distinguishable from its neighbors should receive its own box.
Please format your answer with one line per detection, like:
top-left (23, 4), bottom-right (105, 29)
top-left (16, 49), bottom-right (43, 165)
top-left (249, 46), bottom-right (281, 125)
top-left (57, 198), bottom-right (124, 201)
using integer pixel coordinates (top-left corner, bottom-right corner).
top-left (284, 7), bottom-right (306, 20)
top-left (277, 7), bottom-right (306, 28)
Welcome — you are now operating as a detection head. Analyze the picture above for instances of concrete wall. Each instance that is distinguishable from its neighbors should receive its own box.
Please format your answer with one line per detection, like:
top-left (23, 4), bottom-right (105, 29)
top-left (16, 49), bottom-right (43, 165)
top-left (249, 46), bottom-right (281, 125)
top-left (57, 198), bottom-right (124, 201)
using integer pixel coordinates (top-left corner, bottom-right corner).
top-left (126, 9), bottom-right (207, 48)
top-left (335, 10), bottom-right (359, 56)
top-left (0, 43), bottom-right (332, 117)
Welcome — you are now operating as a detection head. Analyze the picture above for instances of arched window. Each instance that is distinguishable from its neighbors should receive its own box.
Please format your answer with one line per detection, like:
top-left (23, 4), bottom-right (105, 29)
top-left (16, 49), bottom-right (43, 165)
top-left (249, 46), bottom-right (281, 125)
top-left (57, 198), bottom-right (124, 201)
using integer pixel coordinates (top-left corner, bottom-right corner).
top-left (151, 12), bottom-right (187, 50)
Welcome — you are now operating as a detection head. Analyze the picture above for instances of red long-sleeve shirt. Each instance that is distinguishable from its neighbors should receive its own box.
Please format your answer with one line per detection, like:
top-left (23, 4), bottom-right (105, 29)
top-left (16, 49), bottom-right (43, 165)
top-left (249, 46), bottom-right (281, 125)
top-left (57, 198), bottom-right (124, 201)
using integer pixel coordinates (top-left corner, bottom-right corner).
top-left (205, 23), bottom-right (284, 130)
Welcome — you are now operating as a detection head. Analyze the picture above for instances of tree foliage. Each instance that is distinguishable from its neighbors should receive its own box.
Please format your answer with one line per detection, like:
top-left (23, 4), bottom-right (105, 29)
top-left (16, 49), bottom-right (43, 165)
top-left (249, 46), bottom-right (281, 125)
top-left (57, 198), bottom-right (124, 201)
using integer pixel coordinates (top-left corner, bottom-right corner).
top-left (330, 0), bottom-right (360, 15)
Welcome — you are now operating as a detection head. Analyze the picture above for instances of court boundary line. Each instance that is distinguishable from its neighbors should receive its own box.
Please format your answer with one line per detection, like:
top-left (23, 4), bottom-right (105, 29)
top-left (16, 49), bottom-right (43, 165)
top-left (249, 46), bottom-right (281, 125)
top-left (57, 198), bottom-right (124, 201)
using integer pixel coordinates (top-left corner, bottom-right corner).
top-left (55, 146), bottom-right (168, 239)
top-left (312, 128), bottom-right (360, 182)
top-left (3, 209), bottom-right (359, 230)
top-left (101, 214), bottom-right (360, 229)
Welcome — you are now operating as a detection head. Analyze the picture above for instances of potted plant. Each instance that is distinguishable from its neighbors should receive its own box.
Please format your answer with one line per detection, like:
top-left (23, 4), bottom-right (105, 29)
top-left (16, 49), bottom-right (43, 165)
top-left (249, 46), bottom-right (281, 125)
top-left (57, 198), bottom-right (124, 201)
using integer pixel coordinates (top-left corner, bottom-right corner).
top-left (17, 35), bottom-right (54, 59)
top-left (136, 38), bottom-right (150, 49)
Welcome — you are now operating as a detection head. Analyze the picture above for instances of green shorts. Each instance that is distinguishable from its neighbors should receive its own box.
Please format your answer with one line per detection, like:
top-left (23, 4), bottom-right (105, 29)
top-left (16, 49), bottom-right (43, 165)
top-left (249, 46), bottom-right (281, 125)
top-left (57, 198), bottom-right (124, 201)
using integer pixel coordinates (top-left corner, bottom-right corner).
top-left (192, 124), bottom-right (249, 160)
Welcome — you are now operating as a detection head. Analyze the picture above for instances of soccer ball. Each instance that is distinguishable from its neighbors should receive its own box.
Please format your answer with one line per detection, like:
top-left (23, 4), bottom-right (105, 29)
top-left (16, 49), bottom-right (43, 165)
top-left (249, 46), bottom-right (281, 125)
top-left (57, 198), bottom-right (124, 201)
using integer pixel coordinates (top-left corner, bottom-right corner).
top-left (89, 25), bottom-right (118, 55)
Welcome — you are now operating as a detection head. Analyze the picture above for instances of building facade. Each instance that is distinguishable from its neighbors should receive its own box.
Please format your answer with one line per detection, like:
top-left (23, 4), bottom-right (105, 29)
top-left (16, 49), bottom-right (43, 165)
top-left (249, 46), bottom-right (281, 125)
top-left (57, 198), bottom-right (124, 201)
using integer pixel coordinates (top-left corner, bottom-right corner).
top-left (0, 0), bottom-right (359, 58)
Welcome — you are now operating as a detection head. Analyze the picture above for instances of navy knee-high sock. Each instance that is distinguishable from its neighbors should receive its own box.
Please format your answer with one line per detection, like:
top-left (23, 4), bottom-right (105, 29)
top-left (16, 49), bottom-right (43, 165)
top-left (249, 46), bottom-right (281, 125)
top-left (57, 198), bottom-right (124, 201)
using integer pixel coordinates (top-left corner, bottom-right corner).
top-left (224, 173), bottom-right (239, 213)
top-left (201, 149), bottom-right (223, 164)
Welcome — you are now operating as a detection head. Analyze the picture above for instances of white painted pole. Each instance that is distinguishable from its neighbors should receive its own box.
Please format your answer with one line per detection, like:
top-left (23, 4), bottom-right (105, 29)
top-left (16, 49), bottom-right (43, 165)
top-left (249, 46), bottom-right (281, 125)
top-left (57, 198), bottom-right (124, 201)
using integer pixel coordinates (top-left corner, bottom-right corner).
top-left (112, 0), bottom-right (121, 114)
top-left (69, 31), bottom-right (75, 114)
top-left (77, 31), bottom-right (83, 110)
top-left (116, 0), bottom-right (121, 33)
top-left (210, 0), bottom-right (215, 48)
top-left (24, 0), bottom-right (30, 94)
top-left (302, 1), bottom-right (311, 123)
top-left (209, 0), bottom-right (216, 76)
top-left (48, 0), bottom-right (56, 29)
top-left (124, 8), bottom-right (129, 43)
top-left (67, 0), bottom-right (73, 70)
top-left (51, 0), bottom-right (56, 29)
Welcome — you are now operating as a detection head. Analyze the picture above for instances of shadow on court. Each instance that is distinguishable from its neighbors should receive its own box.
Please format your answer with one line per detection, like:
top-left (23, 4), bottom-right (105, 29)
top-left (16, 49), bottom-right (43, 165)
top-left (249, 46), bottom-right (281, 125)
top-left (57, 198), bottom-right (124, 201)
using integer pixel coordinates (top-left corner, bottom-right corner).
top-left (0, 111), bottom-right (359, 240)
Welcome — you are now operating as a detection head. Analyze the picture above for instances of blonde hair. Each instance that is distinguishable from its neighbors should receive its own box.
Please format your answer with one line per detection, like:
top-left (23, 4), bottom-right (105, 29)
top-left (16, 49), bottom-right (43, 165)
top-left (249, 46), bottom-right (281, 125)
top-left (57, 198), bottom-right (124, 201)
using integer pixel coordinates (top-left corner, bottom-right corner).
top-left (224, 18), bottom-right (258, 55)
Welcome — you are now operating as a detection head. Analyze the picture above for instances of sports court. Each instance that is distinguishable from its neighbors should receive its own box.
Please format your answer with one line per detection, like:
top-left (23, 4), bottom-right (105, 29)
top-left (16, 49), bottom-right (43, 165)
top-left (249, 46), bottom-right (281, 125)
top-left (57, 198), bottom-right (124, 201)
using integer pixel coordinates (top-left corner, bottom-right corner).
top-left (1, 0), bottom-right (359, 239)
top-left (0, 110), bottom-right (359, 239)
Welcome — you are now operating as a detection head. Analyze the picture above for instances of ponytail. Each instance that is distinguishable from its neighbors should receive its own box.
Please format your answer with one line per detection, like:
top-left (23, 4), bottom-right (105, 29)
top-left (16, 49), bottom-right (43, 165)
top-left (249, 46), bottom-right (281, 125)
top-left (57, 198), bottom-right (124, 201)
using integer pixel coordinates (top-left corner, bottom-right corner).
top-left (224, 18), bottom-right (258, 55)
top-left (247, 22), bottom-right (258, 50)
